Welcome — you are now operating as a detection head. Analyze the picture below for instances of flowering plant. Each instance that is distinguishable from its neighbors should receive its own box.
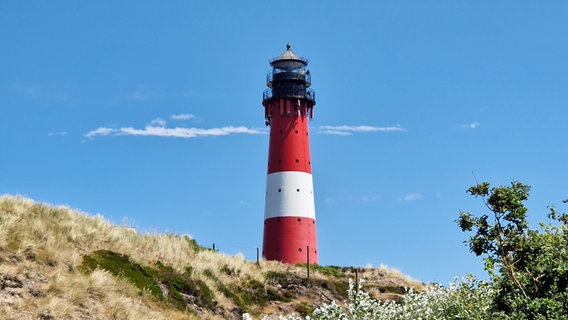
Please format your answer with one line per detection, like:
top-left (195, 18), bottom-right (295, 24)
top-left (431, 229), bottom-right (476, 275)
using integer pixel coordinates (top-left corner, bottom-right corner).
top-left (243, 276), bottom-right (495, 320)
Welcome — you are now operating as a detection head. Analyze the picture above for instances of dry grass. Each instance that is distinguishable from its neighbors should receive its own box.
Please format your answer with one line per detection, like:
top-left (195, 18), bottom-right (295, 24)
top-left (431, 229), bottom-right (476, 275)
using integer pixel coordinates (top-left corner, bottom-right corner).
top-left (0, 196), bottom-right (196, 319)
top-left (0, 195), bottom-right (423, 319)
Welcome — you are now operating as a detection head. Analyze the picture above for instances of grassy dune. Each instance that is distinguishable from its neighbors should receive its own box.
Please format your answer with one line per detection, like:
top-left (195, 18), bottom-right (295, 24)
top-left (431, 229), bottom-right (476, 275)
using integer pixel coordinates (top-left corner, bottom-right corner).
top-left (0, 195), bottom-right (422, 319)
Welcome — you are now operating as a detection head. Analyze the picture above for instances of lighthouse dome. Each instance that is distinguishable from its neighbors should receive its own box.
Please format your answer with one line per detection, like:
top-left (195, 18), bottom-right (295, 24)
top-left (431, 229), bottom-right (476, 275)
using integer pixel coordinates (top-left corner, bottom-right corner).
top-left (270, 43), bottom-right (308, 70)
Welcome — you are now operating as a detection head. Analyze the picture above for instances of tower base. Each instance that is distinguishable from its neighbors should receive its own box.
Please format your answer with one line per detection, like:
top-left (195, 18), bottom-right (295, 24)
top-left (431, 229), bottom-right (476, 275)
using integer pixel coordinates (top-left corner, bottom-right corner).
top-left (262, 216), bottom-right (318, 264)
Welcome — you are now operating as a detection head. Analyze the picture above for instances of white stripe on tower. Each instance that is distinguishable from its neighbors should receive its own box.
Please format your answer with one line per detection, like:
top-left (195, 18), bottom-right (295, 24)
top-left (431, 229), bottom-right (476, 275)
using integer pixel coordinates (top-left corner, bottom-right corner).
top-left (264, 171), bottom-right (315, 220)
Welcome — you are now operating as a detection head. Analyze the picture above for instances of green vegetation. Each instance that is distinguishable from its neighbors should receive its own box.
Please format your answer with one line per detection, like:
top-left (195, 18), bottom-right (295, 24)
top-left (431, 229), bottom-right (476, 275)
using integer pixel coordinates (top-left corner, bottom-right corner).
top-left (294, 302), bottom-right (313, 316)
top-left (220, 264), bottom-right (241, 277)
top-left (81, 249), bottom-right (216, 311)
top-left (244, 277), bottom-right (495, 320)
top-left (265, 269), bottom-right (349, 300)
top-left (81, 250), bottom-right (163, 298)
top-left (458, 181), bottom-right (568, 318)
top-left (247, 181), bottom-right (568, 319)
top-left (184, 235), bottom-right (208, 252)
top-left (309, 278), bottom-right (350, 299)
top-left (295, 263), bottom-right (344, 278)
top-left (264, 270), bottom-right (293, 283)
top-left (212, 276), bottom-right (291, 316)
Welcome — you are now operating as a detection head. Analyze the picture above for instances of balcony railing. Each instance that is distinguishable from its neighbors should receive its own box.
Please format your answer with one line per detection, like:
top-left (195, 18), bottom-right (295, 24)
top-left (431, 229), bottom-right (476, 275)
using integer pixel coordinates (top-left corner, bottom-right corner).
top-left (263, 88), bottom-right (315, 102)
top-left (266, 70), bottom-right (311, 87)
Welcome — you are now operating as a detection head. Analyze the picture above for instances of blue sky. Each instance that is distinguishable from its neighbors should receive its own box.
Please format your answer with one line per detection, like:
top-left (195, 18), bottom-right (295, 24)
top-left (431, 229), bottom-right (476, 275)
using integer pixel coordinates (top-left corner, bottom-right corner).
top-left (2, 1), bottom-right (567, 284)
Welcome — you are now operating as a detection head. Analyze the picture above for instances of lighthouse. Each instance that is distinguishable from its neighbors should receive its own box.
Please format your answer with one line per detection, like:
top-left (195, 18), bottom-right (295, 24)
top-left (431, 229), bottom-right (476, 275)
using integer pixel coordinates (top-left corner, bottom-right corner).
top-left (262, 44), bottom-right (318, 264)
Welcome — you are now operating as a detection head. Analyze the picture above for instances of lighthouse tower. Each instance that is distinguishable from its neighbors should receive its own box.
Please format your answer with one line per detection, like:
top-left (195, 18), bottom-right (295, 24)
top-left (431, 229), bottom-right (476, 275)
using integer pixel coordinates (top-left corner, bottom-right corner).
top-left (262, 44), bottom-right (318, 264)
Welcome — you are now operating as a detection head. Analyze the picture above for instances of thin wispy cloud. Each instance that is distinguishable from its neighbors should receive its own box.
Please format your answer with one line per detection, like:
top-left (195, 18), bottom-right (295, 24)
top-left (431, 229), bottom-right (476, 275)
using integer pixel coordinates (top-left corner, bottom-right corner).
top-left (85, 125), bottom-right (264, 140)
top-left (317, 125), bottom-right (406, 136)
top-left (399, 193), bottom-right (425, 202)
top-left (150, 118), bottom-right (167, 126)
top-left (85, 113), bottom-right (266, 140)
top-left (48, 131), bottom-right (68, 137)
top-left (86, 115), bottom-right (402, 140)
top-left (460, 121), bottom-right (479, 129)
top-left (319, 129), bottom-right (352, 136)
top-left (360, 193), bottom-right (381, 202)
top-left (148, 114), bottom-right (198, 128)
top-left (171, 113), bottom-right (195, 121)
top-left (85, 127), bottom-right (115, 138)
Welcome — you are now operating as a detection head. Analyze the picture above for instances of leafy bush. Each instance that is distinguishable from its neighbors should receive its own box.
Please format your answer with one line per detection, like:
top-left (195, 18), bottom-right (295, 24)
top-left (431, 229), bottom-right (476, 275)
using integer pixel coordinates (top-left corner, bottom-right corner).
top-left (458, 181), bottom-right (568, 318)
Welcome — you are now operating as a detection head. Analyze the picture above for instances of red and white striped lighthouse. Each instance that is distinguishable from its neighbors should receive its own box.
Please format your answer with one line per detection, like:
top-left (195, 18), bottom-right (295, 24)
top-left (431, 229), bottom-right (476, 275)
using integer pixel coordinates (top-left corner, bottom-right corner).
top-left (262, 44), bottom-right (318, 264)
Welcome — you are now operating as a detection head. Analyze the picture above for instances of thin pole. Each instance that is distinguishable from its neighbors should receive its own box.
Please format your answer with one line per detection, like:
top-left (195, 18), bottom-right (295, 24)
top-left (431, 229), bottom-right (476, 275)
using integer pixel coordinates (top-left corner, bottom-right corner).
top-left (355, 268), bottom-right (359, 293)
top-left (256, 247), bottom-right (260, 265)
top-left (307, 245), bottom-right (310, 279)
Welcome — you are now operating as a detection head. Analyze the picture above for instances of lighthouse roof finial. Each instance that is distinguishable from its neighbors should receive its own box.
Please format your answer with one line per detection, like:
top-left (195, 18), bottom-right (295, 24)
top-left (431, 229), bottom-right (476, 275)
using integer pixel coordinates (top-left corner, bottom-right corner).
top-left (270, 42), bottom-right (308, 70)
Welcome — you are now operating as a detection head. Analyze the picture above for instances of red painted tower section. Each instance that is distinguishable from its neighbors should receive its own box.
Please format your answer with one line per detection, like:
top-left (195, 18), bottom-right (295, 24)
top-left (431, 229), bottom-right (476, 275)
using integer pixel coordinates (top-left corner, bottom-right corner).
top-left (262, 44), bottom-right (318, 264)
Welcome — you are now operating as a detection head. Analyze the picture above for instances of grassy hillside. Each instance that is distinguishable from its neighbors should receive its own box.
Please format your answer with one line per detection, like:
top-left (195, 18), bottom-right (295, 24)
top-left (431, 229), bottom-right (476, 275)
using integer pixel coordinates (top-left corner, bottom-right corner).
top-left (0, 195), bottom-right (423, 319)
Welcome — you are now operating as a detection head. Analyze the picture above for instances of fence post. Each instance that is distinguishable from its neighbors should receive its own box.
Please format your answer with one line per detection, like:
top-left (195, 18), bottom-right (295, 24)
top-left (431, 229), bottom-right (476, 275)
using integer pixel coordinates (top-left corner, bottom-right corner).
top-left (355, 268), bottom-right (359, 293)
top-left (307, 245), bottom-right (310, 279)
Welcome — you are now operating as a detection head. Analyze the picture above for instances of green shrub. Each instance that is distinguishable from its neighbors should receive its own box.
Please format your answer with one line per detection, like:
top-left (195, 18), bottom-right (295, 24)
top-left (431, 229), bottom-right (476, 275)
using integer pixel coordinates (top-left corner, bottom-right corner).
top-left (80, 250), bottom-right (163, 299)
top-left (295, 263), bottom-right (344, 278)
top-left (184, 235), bottom-right (207, 252)
top-left (81, 250), bottom-right (216, 311)
top-left (294, 302), bottom-right (313, 317)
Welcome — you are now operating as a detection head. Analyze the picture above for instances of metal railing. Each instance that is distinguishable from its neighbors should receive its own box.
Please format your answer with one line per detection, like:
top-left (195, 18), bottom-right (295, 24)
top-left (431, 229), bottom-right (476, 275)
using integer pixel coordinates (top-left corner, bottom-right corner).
top-left (263, 88), bottom-right (315, 102)
top-left (266, 70), bottom-right (311, 87)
